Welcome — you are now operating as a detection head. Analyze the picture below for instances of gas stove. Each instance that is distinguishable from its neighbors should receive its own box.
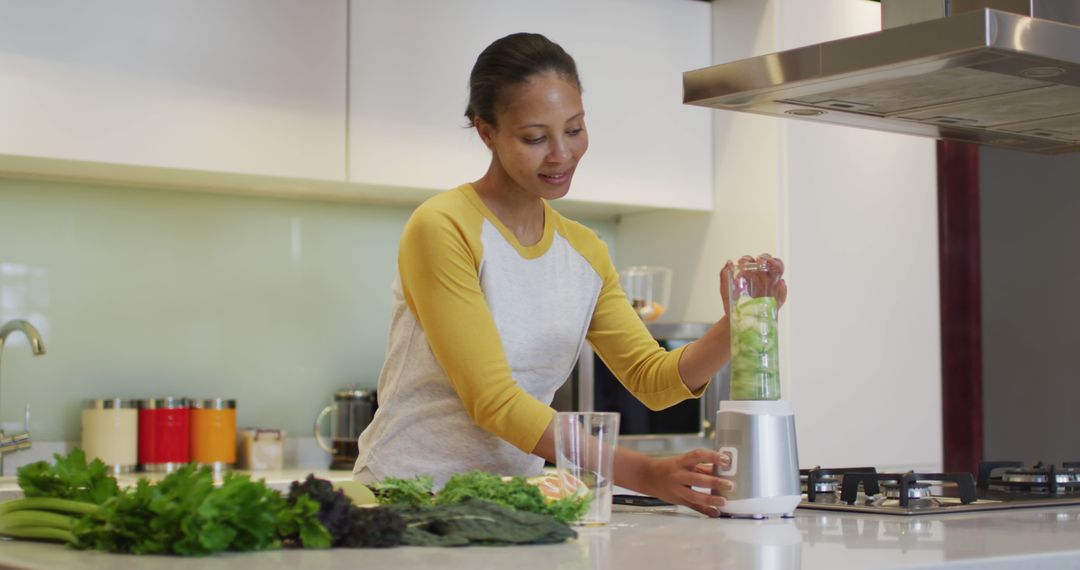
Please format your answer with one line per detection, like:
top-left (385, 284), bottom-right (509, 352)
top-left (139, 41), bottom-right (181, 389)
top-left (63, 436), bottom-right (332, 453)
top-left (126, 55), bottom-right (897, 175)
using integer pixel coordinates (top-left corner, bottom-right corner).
top-left (798, 462), bottom-right (1080, 516)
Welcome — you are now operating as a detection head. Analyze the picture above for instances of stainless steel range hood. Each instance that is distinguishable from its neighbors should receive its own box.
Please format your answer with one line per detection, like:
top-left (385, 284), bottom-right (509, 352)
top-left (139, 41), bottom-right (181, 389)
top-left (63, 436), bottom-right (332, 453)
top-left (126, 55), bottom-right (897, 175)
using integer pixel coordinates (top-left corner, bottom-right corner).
top-left (683, 0), bottom-right (1080, 154)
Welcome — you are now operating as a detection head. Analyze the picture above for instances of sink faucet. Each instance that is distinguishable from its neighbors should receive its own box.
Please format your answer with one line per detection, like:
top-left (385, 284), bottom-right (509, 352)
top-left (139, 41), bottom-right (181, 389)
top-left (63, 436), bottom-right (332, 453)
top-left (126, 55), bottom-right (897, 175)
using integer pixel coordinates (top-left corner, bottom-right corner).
top-left (0, 319), bottom-right (45, 475)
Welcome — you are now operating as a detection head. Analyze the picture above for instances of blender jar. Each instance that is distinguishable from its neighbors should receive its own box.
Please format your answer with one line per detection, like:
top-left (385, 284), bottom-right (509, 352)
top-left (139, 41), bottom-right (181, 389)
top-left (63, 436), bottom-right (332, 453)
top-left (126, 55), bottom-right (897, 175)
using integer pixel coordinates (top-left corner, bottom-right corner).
top-left (726, 259), bottom-right (782, 400)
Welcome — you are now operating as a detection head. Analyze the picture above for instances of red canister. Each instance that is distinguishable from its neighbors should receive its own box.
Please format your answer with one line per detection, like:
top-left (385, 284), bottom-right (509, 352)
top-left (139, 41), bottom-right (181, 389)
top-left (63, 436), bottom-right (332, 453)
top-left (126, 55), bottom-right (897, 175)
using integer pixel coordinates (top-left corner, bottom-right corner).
top-left (138, 397), bottom-right (190, 472)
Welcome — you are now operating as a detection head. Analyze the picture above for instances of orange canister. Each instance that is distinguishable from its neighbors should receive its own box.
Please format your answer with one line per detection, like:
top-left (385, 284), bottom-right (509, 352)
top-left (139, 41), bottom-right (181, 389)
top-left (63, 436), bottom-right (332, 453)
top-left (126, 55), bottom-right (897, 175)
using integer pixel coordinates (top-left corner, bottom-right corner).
top-left (190, 398), bottom-right (237, 471)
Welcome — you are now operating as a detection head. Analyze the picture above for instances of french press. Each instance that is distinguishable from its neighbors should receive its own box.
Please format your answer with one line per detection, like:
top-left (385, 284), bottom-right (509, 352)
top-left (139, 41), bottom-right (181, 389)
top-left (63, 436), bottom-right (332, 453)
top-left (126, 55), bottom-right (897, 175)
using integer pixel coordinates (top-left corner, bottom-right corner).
top-left (314, 389), bottom-right (377, 470)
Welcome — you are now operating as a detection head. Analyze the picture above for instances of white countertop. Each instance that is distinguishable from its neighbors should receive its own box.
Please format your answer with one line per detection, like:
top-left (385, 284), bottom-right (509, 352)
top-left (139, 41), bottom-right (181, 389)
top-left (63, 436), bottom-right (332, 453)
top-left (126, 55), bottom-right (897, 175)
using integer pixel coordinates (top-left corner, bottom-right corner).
top-left (1, 503), bottom-right (1080, 569)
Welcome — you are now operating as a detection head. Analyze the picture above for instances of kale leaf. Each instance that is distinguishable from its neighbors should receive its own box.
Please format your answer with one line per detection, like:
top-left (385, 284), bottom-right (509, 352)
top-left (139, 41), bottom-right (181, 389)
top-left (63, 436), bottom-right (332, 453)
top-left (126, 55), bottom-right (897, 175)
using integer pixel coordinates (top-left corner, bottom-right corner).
top-left (344, 506), bottom-right (406, 548)
top-left (287, 474), bottom-right (404, 548)
top-left (437, 471), bottom-right (589, 524)
top-left (392, 498), bottom-right (577, 546)
top-left (286, 475), bottom-right (356, 546)
top-left (372, 475), bottom-right (434, 507)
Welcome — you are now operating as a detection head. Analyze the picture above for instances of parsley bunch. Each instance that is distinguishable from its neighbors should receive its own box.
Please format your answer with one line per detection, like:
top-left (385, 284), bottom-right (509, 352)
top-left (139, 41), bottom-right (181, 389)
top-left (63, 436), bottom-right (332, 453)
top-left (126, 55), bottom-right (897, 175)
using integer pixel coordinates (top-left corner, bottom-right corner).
top-left (17, 448), bottom-right (119, 505)
top-left (70, 465), bottom-right (330, 555)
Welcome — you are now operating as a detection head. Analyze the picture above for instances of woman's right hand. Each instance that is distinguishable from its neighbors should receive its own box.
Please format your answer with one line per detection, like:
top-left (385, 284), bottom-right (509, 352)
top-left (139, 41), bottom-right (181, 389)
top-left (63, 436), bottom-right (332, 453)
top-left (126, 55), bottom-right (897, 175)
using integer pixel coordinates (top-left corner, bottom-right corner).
top-left (640, 449), bottom-right (733, 518)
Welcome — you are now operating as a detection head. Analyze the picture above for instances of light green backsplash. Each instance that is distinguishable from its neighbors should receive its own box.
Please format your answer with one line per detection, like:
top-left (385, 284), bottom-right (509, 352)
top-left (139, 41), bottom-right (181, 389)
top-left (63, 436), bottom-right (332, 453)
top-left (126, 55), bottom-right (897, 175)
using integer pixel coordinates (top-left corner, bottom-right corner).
top-left (0, 179), bottom-right (615, 442)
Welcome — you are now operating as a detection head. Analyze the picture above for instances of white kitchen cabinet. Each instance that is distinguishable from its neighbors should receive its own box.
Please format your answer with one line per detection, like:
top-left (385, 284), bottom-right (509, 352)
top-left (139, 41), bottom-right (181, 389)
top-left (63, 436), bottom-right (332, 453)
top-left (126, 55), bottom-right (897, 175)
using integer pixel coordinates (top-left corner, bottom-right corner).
top-left (348, 0), bottom-right (713, 213)
top-left (0, 1), bottom-right (347, 181)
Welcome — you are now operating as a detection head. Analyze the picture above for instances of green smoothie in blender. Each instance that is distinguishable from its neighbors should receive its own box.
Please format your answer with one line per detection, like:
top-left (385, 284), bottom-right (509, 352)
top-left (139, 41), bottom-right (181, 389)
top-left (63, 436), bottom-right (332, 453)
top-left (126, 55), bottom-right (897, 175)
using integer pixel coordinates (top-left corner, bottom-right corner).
top-left (726, 260), bottom-right (782, 400)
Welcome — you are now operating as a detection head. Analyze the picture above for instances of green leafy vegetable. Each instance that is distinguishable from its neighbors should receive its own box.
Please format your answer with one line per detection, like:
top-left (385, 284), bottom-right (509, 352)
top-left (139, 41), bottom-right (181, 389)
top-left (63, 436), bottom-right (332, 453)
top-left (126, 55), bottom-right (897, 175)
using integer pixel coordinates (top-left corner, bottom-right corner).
top-left (288, 475), bottom-right (405, 548)
top-left (70, 465), bottom-right (330, 555)
top-left (16, 448), bottom-right (119, 505)
top-left (288, 475), bottom-right (362, 546)
top-left (373, 475), bottom-right (434, 507)
top-left (345, 506), bottom-right (406, 548)
top-left (391, 498), bottom-right (576, 546)
top-left (437, 471), bottom-right (590, 524)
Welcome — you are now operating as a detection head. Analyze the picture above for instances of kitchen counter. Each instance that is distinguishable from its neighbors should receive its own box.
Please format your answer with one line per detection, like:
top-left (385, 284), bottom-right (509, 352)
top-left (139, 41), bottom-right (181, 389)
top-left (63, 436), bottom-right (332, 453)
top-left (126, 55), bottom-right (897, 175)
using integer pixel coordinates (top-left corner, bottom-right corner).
top-left (1, 503), bottom-right (1080, 569)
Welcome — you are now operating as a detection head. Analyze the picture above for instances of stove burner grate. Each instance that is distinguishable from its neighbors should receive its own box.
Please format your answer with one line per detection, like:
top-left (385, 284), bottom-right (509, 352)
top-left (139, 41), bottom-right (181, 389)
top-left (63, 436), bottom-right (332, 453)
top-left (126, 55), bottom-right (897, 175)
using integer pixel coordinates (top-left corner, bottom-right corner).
top-left (882, 481), bottom-right (933, 500)
top-left (977, 461), bottom-right (1080, 494)
top-left (801, 466), bottom-right (876, 503)
top-left (840, 471), bottom-right (977, 507)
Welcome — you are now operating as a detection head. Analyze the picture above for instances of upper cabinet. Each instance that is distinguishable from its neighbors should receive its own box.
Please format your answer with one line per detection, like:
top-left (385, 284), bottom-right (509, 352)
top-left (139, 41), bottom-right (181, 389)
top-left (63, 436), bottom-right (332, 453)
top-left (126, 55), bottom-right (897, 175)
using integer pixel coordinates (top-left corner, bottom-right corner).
top-left (0, 1), bottom-right (711, 216)
top-left (348, 0), bottom-right (713, 213)
top-left (0, 1), bottom-right (347, 181)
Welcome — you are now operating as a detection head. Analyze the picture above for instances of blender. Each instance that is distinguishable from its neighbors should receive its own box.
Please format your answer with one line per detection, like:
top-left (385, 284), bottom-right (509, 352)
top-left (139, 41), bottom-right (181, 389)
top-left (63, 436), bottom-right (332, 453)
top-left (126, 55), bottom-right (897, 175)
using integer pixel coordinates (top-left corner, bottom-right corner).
top-left (713, 258), bottom-right (801, 518)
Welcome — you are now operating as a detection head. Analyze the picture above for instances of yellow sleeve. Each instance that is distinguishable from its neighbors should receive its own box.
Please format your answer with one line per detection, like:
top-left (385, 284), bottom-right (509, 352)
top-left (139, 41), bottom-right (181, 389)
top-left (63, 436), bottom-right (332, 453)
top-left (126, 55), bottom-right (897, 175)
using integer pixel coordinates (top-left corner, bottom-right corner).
top-left (579, 235), bottom-right (701, 410)
top-left (398, 197), bottom-right (555, 453)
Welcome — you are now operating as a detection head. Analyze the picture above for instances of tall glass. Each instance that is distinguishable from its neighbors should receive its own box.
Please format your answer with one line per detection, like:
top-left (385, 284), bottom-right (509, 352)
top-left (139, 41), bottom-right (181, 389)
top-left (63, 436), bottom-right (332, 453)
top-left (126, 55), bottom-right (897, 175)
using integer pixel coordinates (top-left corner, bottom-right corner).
top-left (726, 259), bottom-right (782, 400)
top-left (554, 412), bottom-right (619, 525)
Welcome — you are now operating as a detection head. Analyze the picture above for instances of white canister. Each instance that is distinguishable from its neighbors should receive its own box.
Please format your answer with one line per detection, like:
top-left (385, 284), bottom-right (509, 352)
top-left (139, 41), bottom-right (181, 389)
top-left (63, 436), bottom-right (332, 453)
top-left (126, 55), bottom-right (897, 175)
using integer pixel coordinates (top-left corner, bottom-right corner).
top-left (81, 399), bottom-right (138, 473)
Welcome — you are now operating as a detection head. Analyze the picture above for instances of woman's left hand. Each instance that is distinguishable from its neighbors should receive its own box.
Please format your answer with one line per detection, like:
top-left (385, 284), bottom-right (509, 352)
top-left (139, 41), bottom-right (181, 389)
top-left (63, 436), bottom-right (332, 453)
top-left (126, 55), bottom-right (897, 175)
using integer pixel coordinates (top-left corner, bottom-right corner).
top-left (720, 253), bottom-right (788, 317)
top-left (640, 449), bottom-right (733, 518)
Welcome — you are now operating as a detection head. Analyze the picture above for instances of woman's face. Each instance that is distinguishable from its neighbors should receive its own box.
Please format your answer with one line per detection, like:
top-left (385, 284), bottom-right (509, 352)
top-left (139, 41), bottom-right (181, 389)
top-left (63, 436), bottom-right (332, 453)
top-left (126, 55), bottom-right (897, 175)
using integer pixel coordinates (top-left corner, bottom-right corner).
top-left (478, 72), bottom-right (588, 201)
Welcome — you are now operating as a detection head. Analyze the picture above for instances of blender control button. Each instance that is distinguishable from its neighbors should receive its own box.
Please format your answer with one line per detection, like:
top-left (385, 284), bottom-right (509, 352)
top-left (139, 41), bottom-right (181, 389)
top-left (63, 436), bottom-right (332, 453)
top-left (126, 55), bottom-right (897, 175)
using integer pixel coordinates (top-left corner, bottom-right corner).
top-left (718, 447), bottom-right (737, 476)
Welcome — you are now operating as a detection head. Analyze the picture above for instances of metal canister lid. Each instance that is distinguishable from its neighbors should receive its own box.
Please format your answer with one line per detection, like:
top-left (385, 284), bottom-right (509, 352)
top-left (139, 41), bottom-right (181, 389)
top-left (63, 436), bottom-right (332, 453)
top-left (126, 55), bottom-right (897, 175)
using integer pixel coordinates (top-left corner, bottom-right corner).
top-left (193, 398), bottom-right (236, 410)
top-left (334, 389), bottom-right (375, 402)
top-left (139, 397), bottom-right (190, 410)
top-left (84, 399), bottom-right (138, 410)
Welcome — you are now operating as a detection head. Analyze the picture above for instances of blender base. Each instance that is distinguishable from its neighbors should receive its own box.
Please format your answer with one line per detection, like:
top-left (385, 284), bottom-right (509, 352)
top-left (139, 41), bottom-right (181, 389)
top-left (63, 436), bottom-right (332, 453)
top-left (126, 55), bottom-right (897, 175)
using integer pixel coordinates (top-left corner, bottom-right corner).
top-left (718, 495), bottom-right (802, 519)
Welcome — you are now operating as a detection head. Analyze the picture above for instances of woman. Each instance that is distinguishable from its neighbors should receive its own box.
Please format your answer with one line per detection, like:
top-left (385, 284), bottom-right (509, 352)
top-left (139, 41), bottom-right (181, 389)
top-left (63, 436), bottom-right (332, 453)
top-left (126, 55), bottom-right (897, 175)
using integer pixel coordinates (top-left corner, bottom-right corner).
top-left (353, 32), bottom-right (786, 518)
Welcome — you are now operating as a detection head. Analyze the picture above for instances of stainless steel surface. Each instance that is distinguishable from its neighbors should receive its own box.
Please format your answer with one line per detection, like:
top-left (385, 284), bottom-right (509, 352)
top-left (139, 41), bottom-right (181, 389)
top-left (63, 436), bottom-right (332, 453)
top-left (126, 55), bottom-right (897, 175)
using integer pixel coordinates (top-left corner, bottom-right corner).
top-left (1004, 473), bottom-right (1055, 483)
top-left (801, 494), bottom-right (1080, 515)
top-left (684, 1), bottom-right (1080, 153)
top-left (714, 405), bottom-right (801, 502)
top-left (139, 397), bottom-right (189, 409)
top-left (141, 462), bottom-right (186, 473)
top-left (193, 398), bottom-right (236, 409)
top-left (882, 0), bottom-right (947, 28)
top-left (0, 319), bottom-right (42, 474)
top-left (0, 320), bottom-right (45, 356)
top-left (883, 482), bottom-right (933, 499)
top-left (84, 398), bottom-right (139, 409)
top-left (813, 479), bottom-right (838, 493)
top-left (800, 462), bottom-right (1080, 515)
top-left (0, 433), bottom-right (31, 455)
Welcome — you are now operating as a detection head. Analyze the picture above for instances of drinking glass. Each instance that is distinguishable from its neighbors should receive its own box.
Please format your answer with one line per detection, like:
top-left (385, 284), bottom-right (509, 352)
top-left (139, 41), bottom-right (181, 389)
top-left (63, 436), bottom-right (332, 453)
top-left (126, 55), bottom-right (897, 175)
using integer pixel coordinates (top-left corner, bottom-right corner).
top-left (554, 412), bottom-right (620, 525)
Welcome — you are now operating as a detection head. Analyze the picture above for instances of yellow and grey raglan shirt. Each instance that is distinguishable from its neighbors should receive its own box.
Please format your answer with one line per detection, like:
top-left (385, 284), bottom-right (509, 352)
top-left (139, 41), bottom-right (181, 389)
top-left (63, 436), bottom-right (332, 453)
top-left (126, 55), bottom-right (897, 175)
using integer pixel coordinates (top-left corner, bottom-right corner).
top-left (353, 184), bottom-right (700, 487)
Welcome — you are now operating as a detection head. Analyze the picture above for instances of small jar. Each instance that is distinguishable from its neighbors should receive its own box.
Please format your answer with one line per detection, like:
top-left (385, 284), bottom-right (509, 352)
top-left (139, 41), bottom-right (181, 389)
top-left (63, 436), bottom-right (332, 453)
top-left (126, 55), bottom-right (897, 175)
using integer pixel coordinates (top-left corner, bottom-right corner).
top-left (239, 428), bottom-right (284, 471)
top-left (81, 399), bottom-right (138, 474)
top-left (190, 399), bottom-right (237, 472)
top-left (138, 397), bottom-right (190, 472)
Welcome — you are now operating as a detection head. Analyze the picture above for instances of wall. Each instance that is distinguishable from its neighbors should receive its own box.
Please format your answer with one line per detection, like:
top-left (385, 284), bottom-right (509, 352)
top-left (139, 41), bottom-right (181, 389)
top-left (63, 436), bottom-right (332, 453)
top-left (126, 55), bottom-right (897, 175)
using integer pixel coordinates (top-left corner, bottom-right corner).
top-left (617, 0), bottom-right (942, 471)
top-left (0, 179), bottom-right (615, 469)
top-left (981, 147), bottom-right (1080, 464)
